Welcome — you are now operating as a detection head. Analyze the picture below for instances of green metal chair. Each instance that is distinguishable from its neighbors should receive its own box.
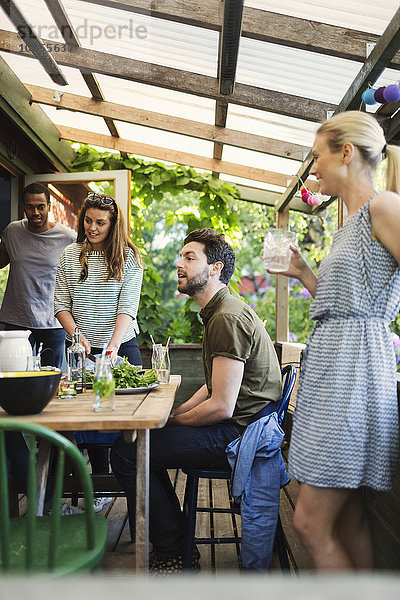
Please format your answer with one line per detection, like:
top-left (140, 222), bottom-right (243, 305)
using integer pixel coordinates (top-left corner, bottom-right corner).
top-left (0, 419), bottom-right (108, 575)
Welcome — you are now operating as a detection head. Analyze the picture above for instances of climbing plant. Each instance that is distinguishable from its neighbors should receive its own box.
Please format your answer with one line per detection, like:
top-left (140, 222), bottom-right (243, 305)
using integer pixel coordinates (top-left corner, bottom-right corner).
top-left (71, 145), bottom-right (243, 345)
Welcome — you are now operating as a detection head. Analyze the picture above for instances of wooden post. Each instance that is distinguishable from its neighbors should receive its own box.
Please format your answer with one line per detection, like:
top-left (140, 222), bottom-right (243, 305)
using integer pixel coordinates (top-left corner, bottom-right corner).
top-left (338, 196), bottom-right (344, 228)
top-left (276, 208), bottom-right (290, 342)
top-left (135, 429), bottom-right (149, 574)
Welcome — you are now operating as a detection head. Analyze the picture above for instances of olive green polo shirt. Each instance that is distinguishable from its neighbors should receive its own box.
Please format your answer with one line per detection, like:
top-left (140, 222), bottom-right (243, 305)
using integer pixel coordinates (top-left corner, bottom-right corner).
top-left (200, 287), bottom-right (281, 427)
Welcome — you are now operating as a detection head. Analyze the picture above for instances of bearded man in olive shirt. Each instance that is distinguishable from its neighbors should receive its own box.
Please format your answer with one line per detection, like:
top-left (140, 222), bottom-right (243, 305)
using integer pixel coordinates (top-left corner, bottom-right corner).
top-left (111, 228), bottom-right (281, 574)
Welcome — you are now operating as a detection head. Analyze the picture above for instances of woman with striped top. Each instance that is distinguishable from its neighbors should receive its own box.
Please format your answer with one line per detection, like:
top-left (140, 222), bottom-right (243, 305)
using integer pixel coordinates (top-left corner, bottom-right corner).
top-left (54, 193), bottom-right (143, 507)
top-left (55, 192), bottom-right (143, 364)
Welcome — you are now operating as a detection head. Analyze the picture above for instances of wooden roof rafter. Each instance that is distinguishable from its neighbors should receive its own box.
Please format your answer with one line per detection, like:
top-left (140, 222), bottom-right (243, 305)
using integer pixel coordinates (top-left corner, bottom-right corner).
top-left (82, 0), bottom-right (400, 69)
top-left (42, 0), bottom-right (127, 157)
top-left (0, 29), bottom-right (336, 121)
top-left (276, 5), bottom-right (400, 214)
top-left (56, 123), bottom-right (319, 192)
top-left (213, 0), bottom-right (243, 175)
top-left (25, 84), bottom-right (310, 160)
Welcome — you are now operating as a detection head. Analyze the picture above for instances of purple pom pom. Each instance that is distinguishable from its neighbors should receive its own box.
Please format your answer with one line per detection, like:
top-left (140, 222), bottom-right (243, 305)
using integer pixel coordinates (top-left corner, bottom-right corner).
top-left (383, 84), bottom-right (400, 103)
top-left (374, 86), bottom-right (386, 103)
top-left (361, 89), bottom-right (377, 105)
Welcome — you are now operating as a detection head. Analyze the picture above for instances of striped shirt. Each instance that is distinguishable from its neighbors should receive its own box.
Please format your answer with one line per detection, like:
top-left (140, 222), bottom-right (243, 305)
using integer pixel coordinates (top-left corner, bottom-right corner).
top-left (54, 243), bottom-right (143, 347)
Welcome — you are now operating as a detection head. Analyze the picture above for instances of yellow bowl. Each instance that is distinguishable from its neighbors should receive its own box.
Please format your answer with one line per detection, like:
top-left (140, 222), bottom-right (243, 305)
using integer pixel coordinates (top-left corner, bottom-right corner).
top-left (0, 370), bottom-right (62, 415)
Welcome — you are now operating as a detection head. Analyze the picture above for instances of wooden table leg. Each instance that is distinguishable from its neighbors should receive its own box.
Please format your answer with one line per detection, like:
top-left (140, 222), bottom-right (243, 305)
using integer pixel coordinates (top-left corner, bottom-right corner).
top-left (135, 429), bottom-right (149, 574)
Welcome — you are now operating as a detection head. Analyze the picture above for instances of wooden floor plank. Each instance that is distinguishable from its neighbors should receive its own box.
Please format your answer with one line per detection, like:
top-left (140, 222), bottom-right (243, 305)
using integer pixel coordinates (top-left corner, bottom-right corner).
top-left (96, 466), bottom-right (312, 575)
top-left (212, 478), bottom-right (241, 572)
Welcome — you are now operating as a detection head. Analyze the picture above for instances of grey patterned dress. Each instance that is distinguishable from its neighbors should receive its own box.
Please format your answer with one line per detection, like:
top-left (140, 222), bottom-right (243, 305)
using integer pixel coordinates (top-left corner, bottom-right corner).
top-left (288, 198), bottom-right (400, 490)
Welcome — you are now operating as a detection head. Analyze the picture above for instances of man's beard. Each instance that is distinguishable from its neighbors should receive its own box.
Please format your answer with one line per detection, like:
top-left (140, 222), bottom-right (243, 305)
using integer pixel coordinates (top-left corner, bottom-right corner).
top-left (178, 267), bottom-right (209, 297)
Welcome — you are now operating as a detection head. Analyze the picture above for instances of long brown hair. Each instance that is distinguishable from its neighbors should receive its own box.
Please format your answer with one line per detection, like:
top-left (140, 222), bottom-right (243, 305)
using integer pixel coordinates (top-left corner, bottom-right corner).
top-left (77, 193), bottom-right (142, 282)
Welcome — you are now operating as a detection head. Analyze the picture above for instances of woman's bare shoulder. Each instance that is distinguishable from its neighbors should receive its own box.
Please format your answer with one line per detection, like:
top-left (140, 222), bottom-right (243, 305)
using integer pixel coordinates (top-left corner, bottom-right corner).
top-left (370, 191), bottom-right (400, 218)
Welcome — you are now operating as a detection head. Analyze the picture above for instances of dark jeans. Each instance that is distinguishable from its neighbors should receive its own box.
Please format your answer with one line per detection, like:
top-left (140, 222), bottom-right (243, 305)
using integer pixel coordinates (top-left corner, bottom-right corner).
top-left (1, 322), bottom-right (65, 369)
top-left (74, 337), bottom-right (142, 474)
top-left (90, 336), bottom-right (142, 366)
top-left (110, 421), bottom-right (245, 557)
top-left (5, 431), bottom-right (29, 493)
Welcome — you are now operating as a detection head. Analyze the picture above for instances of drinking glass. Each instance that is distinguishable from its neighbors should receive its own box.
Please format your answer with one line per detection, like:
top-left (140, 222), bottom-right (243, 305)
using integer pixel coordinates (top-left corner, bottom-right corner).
top-left (26, 355), bottom-right (41, 371)
top-left (152, 346), bottom-right (170, 384)
top-left (262, 229), bottom-right (296, 272)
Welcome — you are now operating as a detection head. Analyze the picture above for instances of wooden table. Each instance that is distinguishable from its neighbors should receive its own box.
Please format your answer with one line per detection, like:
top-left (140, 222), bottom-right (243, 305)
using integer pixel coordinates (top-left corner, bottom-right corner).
top-left (0, 375), bottom-right (181, 574)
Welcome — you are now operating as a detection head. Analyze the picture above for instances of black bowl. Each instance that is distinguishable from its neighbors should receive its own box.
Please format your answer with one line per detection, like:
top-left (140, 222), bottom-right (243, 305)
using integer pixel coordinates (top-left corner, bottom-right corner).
top-left (0, 370), bottom-right (62, 415)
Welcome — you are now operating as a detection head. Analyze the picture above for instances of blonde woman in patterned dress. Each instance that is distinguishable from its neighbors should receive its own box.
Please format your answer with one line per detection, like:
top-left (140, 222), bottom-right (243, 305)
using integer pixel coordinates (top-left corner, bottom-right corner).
top-left (272, 111), bottom-right (400, 569)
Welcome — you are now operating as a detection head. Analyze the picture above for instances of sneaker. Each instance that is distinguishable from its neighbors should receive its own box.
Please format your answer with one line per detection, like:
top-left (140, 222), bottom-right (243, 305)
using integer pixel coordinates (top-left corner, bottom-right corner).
top-left (149, 547), bottom-right (200, 576)
top-left (44, 501), bottom-right (85, 516)
top-left (60, 501), bottom-right (85, 516)
top-left (93, 496), bottom-right (112, 513)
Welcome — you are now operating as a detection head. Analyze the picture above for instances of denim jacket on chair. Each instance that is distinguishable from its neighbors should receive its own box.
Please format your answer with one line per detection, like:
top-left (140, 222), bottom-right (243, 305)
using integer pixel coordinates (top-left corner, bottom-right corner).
top-left (225, 413), bottom-right (289, 571)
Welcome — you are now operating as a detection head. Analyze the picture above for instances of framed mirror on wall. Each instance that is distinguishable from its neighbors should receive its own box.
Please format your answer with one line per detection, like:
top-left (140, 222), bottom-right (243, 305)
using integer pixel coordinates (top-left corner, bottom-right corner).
top-left (24, 170), bottom-right (131, 233)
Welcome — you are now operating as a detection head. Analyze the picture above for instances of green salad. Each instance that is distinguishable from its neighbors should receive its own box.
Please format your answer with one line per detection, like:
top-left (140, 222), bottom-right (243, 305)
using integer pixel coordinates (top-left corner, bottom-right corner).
top-left (86, 359), bottom-right (158, 389)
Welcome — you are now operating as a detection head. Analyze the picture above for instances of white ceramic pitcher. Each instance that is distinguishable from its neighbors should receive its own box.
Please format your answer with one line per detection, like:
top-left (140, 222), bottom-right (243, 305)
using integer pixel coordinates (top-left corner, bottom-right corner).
top-left (0, 330), bottom-right (32, 372)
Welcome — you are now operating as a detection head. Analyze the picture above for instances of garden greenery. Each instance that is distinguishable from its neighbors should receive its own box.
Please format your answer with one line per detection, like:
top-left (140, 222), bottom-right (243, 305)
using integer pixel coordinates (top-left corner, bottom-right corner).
top-left (2, 144), bottom-right (397, 364)
top-left (69, 145), bottom-right (342, 348)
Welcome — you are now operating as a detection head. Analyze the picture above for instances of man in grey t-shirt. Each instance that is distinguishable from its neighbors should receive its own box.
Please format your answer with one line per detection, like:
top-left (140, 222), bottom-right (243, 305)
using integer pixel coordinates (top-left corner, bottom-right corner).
top-left (0, 183), bottom-right (76, 368)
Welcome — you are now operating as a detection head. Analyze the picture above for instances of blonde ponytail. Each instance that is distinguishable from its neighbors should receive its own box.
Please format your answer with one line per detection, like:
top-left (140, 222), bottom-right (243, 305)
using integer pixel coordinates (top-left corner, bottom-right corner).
top-left (384, 145), bottom-right (400, 194)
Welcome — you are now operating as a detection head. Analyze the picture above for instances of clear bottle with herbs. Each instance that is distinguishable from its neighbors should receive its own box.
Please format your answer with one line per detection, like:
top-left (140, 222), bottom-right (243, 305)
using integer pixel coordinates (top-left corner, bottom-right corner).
top-left (93, 352), bottom-right (115, 412)
top-left (67, 328), bottom-right (86, 393)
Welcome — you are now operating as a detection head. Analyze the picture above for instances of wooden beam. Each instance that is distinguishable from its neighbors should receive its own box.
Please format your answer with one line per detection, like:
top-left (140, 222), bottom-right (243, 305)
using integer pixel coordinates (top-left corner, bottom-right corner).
top-left (43, 0), bottom-right (79, 47)
top-left (82, 0), bottom-right (400, 69)
top-left (0, 30), bottom-right (335, 121)
top-left (337, 6), bottom-right (400, 113)
top-left (213, 21), bottom-right (228, 171)
top-left (387, 109), bottom-right (400, 141)
top-left (26, 84), bottom-right (310, 160)
top-left (43, 0), bottom-right (124, 143)
top-left (56, 124), bottom-right (318, 190)
top-left (0, 0), bottom-right (68, 85)
top-left (0, 56), bottom-right (75, 170)
top-left (233, 184), bottom-right (313, 213)
top-left (213, 100), bottom-right (228, 168)
top-left (275, 208), bottom-right (290, 343)
top-left (219, 0), bottom-right (243, 95)
top-left (276, 6), bottom-right (400, 213)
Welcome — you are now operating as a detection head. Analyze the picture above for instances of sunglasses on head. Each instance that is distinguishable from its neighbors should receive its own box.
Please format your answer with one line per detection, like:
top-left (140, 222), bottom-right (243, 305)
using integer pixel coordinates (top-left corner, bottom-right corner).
top-left (86, 192), bottom-right (115, 206)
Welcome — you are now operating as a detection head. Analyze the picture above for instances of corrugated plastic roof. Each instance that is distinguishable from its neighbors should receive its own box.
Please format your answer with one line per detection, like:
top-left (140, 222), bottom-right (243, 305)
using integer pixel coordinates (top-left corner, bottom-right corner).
top-left (0, 0), bottom-right (399, 197)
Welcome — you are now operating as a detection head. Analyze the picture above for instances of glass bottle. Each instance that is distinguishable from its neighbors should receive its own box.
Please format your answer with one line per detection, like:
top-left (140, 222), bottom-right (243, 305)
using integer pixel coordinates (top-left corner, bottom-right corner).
top-left (93, 353), bottom-right (115, 412)
top-left (67, 328), bottom-right (86, 393)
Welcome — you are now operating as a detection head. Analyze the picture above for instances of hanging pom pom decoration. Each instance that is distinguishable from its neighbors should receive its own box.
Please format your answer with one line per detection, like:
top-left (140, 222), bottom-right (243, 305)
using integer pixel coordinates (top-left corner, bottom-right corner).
top-left (301, 186), bottom-right (323, 206)
top-left (383, 84), bottom-right (400, 103)
top-left (307, 193), bottom-right (323, 206)
top-left (301, 187), bottom-right (311, 203)
top-left (374, 86), bottom-right (387, 103)
top-left (363, 81), bottom-right (400, 106)
top-left (361, 89), bottom-right (378, 105)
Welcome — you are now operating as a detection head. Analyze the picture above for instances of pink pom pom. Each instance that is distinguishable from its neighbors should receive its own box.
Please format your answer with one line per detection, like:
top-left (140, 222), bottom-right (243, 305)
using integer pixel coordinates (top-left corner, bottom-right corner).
top-left (307, 194), bottom-right (323, 206)
top-left (301, 191), bottom-right (311, 203)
